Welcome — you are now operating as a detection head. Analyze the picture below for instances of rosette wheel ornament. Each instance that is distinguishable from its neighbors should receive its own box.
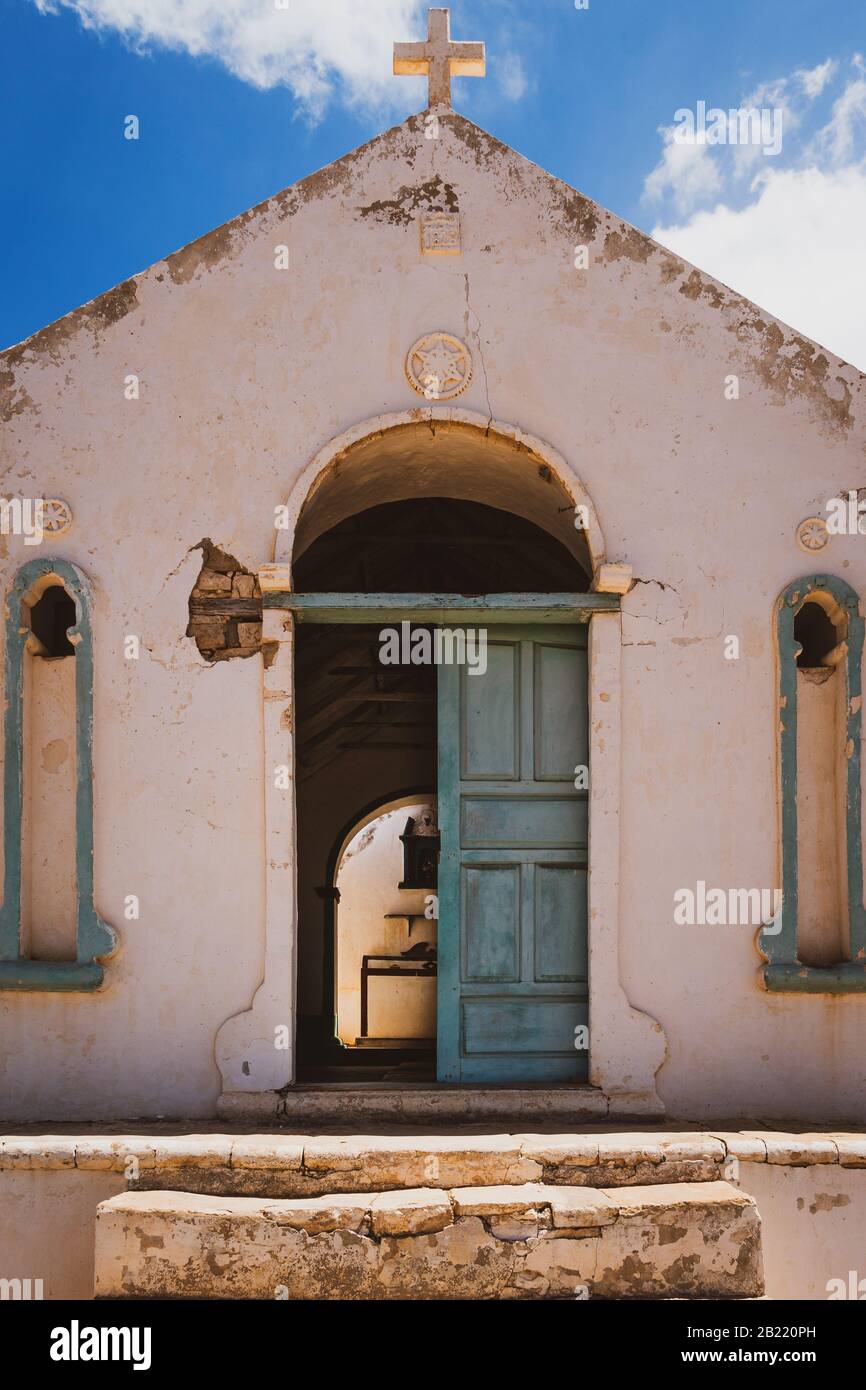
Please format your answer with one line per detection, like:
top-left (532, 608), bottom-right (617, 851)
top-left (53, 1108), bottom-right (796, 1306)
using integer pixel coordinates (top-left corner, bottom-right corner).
top-left (405, 332), bottom-right (473, 401)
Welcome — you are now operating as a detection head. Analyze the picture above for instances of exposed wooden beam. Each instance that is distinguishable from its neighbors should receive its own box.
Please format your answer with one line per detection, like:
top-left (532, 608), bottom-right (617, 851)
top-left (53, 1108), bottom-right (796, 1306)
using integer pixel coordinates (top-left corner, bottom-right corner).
top-left (266, 592), bottom-right (618, 622)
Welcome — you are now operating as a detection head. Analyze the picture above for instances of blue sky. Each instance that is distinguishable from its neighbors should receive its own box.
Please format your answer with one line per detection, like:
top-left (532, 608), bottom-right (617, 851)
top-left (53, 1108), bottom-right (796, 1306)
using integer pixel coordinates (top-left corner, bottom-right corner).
top-left (2, 0), bottom-right (865, 364)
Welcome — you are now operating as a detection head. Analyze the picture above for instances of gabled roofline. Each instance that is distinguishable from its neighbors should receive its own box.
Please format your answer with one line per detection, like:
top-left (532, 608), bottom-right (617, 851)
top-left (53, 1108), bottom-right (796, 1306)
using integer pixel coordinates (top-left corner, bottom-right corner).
top-left (2, 109), bottom-right (864, 396)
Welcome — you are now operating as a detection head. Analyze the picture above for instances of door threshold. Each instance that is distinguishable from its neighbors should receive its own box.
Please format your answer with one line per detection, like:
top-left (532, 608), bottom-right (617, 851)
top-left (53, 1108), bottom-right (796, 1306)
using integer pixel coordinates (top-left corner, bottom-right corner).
top-left (289, 1081), bottom-right (596, 1091)
top-left (219, 1083), bottom-right (664, 1126)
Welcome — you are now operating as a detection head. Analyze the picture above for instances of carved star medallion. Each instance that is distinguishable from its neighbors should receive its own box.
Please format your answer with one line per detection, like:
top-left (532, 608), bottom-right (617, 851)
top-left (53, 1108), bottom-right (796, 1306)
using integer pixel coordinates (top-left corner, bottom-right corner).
top-left (41, 499), bottom-right (73, 538)
top-left (796, 517), bottom-right (829, 553)
top-left (405, 332), bottom-right (472, 400)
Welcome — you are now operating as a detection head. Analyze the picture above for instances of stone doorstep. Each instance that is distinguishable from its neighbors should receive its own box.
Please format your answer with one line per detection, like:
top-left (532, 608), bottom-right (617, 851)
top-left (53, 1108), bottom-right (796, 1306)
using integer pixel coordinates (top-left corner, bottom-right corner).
top-left (218, 1084), bottom-right (621, 1127)
top-left (0, 1131), bottom-right (727, 1194)
top-left (93, 1180), bottom-right (763, 1301)
top-left (2, 1130), bottom-right (865, 1193)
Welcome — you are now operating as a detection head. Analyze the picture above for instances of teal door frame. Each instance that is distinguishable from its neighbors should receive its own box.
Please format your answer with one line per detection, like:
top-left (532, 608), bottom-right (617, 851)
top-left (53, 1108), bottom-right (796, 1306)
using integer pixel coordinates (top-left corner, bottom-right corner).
top-left (264, 593), bottom-right (620, 623)
top-left (268, 591), bottom-right (620, 1084)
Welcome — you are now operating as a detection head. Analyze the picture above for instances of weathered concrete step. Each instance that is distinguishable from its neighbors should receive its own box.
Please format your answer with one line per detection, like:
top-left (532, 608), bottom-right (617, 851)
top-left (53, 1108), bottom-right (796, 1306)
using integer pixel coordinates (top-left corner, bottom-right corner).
top-left (219, 1083), bottom-right (632, 1126)
top-left (95, 1180), bottom-right (763, 1300)
top-left (119, 1132), bottom-right (729, 1197)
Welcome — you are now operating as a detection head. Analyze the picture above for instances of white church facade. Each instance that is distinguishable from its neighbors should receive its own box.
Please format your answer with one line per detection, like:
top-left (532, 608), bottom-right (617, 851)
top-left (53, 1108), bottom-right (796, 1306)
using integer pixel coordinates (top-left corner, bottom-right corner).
top-left (1, 9), bottom-right (865, 1301)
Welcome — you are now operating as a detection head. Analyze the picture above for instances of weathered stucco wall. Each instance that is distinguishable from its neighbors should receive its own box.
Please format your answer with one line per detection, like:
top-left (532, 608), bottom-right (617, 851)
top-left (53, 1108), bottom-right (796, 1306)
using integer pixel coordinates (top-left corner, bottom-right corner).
top-left (0, 111), bottom-right (864, 1120)
top-left (738, 1161), bottom-right (866, 1300)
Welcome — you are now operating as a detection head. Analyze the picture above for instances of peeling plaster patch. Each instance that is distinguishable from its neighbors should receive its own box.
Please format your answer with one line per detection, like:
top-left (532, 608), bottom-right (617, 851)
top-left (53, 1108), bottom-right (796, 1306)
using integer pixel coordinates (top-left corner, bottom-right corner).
top-left (358, 175), bottom-right (459, 226)
top-left (675, 267), bottom-right (856, 432)
top-left (743, 324), bottom-right (854, 433)
top-left (658, 253), bottom-right (683, 285)
top-left (161, 119), bottom-right (427, 280)
top-left (186, 539), bottom-right (262, 663)
top-left (165, 214), bottom-right (257, 286)
top-left (0, 278), bottom-right (138, 377)
top-left (0, 368), bottom-right (37, 423)
top-left (808, 1192), bottom-right (850, 1214)
top-left (602, 225), bottom-right (654, 265)
top-left (283, 113), bottom-right (424, 213)
top-left (41, 739), bottom-right (68, 773)
top-left (443, 114), bottom-right (605, 253)
top-left (553, 192), bottom-right (601, 245)
top-left (446, 115), bottom-right (506, 170)
top-left (679, 269), bottom-right (725, 309)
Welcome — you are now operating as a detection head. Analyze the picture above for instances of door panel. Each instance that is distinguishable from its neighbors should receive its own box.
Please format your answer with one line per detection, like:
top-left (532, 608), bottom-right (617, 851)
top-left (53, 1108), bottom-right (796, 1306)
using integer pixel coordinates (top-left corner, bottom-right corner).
top-left (437, 625), bottom-right (589, 1083)
top-left (462, 866), bottom-right (521, 982)
top-left (462, 997), bottom-right (583, 1055)
top-left (534, 865), bottom-right (587, 982)
top-left (461, 643), bottom-right (519, 779)
top-left (535, 642), bottom-right (588, 779)
top-left (461, 794), bottom-right (586, 848)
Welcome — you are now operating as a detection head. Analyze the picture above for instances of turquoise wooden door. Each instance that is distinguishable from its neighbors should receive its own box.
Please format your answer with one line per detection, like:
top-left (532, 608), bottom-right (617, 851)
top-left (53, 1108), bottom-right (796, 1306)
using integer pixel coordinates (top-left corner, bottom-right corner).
top-left (437, 625), bottom-right (589, 1083)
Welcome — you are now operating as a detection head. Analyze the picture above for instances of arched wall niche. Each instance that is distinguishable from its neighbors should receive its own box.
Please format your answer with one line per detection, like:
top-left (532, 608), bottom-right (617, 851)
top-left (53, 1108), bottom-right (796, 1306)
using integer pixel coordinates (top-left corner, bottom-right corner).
top-left (0, 557), bottom-right (117, 991)
top-left (761, 572), bottom-right (866, 990)
top-left (273, 410), bottom-right (605, 581)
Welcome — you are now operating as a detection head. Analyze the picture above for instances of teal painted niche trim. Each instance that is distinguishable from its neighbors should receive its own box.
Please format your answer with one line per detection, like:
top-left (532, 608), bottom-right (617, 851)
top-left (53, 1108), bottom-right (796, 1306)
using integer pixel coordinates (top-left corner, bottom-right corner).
top-left (760, 573), bottom-right (865, 991)
top-left (0, 961), bottom-right (104, 992)
top-left (266, 592), bottom-right (620, 623)
top-left (0, 558), bottom-right (117, 991)
top-left (764, 963), bottom-right (866, 994)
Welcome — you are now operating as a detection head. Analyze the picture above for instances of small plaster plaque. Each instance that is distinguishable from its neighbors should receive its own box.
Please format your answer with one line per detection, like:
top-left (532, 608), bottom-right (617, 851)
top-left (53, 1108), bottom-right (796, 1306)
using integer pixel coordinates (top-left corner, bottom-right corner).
top-left (420, 212), bottom-right (461, 256)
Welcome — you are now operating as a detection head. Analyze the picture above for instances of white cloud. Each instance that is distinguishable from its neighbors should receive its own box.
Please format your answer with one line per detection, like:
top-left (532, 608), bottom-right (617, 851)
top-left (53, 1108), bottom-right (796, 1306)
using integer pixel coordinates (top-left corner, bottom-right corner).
top-left (796, 58), bottom-right (838, 100)
top-left (810, 55), bottom-right (866, 164)
top-left (643, 57), bottom-right (839, 212)
top-left (33, 0), bottom-right (429, 119)
top-left (642, 125), bottom-right (723, 216)
top-left (643, 58), bottom-right (866, 368)
top-left (652, 165), bottom-right (866, 370)
top-left (498, 51), bottom-right (527, 102)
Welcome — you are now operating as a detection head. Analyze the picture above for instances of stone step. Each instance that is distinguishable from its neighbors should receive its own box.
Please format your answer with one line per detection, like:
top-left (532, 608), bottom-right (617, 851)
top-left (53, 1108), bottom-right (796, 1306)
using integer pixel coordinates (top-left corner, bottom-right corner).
top-left (117, 1132), bottom-right (729, 1198)
top-left (95, 1179), bottom-right (762, 1301)
top-left (218, 1083), bottom-right (629, 1126)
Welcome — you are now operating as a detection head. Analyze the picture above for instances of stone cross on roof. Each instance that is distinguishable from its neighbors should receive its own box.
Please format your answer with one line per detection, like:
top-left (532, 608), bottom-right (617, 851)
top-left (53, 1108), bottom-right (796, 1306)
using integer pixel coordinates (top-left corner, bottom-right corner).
top-left (393, 7), bottom-right (486, 109)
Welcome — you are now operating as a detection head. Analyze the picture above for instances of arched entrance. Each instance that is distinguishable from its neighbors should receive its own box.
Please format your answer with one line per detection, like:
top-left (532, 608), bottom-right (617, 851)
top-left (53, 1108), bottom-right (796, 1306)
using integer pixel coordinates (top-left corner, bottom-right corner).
top-left (293, 495), bottom-right (589, 1080)
top-left (215, 411), bottom-right (666, 1114)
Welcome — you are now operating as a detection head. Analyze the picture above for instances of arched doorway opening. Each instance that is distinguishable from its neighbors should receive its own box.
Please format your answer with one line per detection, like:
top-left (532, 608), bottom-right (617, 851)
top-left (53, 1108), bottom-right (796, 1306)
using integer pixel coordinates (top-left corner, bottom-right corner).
top-left (294, 489), bottom-right (590, 1080)
top-left (216, 412), bottom-right (665, 1112)
top-left (309, 792), bottom-right (438, 1082)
